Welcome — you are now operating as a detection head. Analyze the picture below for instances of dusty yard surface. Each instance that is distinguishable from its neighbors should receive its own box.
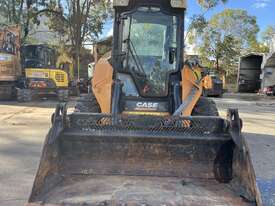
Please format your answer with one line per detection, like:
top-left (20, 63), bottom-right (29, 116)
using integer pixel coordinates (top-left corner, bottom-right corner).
top-left (0, 93), bottom-right (274, 206)
top-left (0, 100), bottom-right (75, 206)
top-left (215, 93), bottom-right (275, 135)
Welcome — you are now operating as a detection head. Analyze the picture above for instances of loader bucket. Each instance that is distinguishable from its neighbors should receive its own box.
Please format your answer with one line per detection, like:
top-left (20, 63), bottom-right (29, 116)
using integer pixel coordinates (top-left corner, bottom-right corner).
top-left (28, 104), bottom-right (261, 206)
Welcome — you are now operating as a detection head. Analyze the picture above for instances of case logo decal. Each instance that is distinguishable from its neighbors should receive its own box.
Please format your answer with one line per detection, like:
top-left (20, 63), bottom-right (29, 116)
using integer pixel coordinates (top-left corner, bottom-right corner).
top-left (136, 102), bottom-right (159, 110)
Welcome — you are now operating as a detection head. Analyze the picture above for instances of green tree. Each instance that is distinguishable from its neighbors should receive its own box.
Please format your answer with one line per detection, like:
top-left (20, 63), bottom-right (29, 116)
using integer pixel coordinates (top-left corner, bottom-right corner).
top-left (247, 39), bottom-right (269, 53)
top-left (199, 30), bottom-right (238, 71)
top-left (208, 9), bottom-right (259, 49)
top-left (197, 0), bottom-right (228, 9)
top-left (190, 9), bottom-right (260, 80)
top-left (185, 0), bottom-right (228, 41)
top-left (0, 0), bottom-right (60, 42)
top-left (261, 25), bottom-right (275, 46)
top-left (47, 0), bottom-right (111, 79)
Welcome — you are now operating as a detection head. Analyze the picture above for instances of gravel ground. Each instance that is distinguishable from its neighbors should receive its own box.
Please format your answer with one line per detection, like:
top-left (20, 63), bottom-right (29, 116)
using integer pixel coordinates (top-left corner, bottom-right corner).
top-left (0, 93), bottom-right (274, 206)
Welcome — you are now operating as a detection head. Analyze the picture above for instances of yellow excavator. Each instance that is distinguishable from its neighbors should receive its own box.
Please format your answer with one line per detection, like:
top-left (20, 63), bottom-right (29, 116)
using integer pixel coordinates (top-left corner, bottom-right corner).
top-left (17, 45), bottom-right (73, 102)
top-left (27, 1), bottom-right (272, 205)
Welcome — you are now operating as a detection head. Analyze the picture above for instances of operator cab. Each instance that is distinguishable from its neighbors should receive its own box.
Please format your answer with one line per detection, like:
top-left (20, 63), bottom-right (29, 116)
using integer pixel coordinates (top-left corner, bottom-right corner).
top-left (21, 45), bottom-right (56, 69)
top-left (0, 30), bottom-right (16, 55)
top-left (112, 0), bottom-right (186, 114)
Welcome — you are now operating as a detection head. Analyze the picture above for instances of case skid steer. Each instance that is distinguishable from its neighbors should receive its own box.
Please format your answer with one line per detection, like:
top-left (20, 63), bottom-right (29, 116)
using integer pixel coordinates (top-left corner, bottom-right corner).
top-left (27, 1), bottom-right (273, 205)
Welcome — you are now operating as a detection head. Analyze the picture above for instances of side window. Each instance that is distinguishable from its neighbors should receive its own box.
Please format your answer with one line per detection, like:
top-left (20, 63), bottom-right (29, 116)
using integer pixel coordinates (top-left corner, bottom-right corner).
top-left (2, 32), bottom-right (16, 54)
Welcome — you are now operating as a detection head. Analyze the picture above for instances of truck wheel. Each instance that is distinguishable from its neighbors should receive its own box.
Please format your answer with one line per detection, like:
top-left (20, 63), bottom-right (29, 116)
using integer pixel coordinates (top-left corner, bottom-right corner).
top-left (192, 97), bottom-right (219, 116)
top-left (57, 89), bottom-right (69, 102)
top-left (75, 91), bottom-right (100, 113)
top-left (17, 88), bottom-right (32, 102)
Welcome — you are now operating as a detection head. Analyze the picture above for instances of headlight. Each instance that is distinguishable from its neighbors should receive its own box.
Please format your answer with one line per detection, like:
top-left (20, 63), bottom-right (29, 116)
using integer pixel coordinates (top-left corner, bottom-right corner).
top-left (113, 0), bottom-right (129, 7)
top-left (170, 0), bottom-right (187, 8)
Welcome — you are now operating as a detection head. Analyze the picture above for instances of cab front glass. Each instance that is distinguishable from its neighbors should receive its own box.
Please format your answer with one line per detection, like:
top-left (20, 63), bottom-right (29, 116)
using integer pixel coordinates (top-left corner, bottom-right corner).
top-left (120, 7), bottom-right (180, 97)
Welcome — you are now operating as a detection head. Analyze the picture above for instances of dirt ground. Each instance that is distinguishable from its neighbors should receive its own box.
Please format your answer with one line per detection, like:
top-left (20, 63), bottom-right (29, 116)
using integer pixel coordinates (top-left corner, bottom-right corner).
top-left (0, 93), bottom-right (275, 206)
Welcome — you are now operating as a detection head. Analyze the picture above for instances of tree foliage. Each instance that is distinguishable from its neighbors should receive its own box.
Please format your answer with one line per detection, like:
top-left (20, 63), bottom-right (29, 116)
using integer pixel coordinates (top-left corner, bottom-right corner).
top-left (189, 9), bottom-right (261, 81)
top-left (261, 25), bottom-right (275, 46)
top-left (208, 9), bottom-right (259, 49)
top-left (45, 0), bottom-right (111, 78)
top-left (197, 0), bottom-right (228, 9)
top-left (0, 0), bottom-right (55, 42)
top-left (186, 0), bottom-right (228, 41)
top-left (0, 0), bottom-right (111, 47)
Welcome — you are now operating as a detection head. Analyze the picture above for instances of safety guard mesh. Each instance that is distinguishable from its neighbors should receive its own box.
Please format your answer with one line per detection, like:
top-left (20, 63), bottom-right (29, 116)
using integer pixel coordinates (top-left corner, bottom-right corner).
top-left (68, 113), bottom-right (228, 137)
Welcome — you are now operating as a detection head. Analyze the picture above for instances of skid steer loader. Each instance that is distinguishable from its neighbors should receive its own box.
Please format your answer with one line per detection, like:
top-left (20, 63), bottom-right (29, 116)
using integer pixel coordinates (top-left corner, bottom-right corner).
top-left (27, 1), bottom-right (273, 205)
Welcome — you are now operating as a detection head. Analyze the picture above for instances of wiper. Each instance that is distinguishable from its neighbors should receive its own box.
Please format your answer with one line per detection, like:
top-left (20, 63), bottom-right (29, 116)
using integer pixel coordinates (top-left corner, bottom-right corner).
top-left (123, 16), bottom-right (146, 77)
top-left (126, 38), bottom-right (146, 75)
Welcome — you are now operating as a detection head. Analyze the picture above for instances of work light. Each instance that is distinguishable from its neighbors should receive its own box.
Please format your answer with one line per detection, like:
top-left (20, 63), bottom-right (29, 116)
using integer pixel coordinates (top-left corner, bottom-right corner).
top-left (170, 0), bottom-right (187, 8)
top-left (113, 0), bottom-right (130, 7)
